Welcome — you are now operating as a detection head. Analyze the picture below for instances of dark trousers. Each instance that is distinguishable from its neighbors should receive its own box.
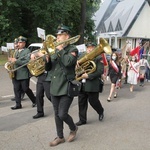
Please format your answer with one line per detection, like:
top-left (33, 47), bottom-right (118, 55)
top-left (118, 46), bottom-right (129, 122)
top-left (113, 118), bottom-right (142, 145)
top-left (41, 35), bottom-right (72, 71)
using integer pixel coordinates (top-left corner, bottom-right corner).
top-left (145, 67), bottom-right (150, 80)
top-left (12, 78), bottom-right (25, 99)
top-left (14, 79), bottom-right (36, 106)
top-left (51, 95), bottom-right (76, 138)
top-left (78, 91), bottom-right (104, 123)
top-left (36, 73), bottom-right (51, 114)
top-left (12, 78), bottom-right (18, 99)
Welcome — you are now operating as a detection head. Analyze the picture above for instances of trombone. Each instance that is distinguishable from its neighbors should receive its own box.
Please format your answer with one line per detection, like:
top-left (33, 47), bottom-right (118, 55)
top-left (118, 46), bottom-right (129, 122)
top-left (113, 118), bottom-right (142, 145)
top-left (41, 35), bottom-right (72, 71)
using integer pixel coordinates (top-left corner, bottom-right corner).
top-left (45, 34), bottom-right (80, 55)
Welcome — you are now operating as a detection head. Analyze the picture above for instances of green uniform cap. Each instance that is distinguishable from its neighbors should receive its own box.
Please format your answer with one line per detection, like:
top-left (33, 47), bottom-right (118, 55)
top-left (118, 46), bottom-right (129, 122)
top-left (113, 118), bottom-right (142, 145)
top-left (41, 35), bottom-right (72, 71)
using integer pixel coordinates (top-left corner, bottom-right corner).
top-left (18, 36), bottom-right (27, 42)
top-left (86, 42), bottom-right (96, 47)
top-left (14, 38), bottom-right (18, 44)
top-left (56, 24), bottom-right (71, 35)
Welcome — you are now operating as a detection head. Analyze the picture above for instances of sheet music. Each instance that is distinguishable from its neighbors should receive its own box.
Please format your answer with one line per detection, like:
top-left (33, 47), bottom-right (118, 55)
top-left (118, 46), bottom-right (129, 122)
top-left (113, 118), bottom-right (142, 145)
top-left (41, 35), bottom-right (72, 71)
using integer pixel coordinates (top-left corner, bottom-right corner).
top-left (76, 44), bottom-right (86, 53)
top-left (6, 43), bottom-right (14, 50)
top-left (1, 46), bottom-right (8, 52)
top-left (37, 27), bottom-right (46, 40)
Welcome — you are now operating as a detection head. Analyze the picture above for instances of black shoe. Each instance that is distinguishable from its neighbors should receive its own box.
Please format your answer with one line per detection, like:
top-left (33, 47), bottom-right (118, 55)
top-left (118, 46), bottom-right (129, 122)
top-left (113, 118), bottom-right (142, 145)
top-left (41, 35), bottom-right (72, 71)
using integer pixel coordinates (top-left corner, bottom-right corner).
top-left (99, 113), bottom-right (104, 121)
top-left (32, 103), bottom-right (37, 107)
top-left (11, 97), bottom-right (16, 101)
top-left (75, 121), bottom-right (86, 126)
top-left (33, 113), bottom-right (44, 119)
top-left (11, 105), bottom-right (22, 110)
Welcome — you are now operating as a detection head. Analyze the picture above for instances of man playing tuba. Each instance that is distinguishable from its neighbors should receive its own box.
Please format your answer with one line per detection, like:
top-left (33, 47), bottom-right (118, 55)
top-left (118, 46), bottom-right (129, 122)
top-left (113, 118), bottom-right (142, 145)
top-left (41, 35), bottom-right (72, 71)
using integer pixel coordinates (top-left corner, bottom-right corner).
top-left (75, 42), bottom-right (105, 126)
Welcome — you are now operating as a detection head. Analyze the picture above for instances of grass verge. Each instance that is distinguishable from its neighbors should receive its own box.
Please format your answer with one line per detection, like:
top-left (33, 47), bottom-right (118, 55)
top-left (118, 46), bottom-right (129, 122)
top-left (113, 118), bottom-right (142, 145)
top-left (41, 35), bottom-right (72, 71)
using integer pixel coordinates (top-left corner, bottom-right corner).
top-left (0, 54), bottom-right (7, 65)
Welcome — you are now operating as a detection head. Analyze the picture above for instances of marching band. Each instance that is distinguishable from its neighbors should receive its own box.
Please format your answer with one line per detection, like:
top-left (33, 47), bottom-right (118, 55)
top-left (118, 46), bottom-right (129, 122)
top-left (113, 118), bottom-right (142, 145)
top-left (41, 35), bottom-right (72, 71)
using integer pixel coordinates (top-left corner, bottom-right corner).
top-left (3, 24), bottom-right (150, 147)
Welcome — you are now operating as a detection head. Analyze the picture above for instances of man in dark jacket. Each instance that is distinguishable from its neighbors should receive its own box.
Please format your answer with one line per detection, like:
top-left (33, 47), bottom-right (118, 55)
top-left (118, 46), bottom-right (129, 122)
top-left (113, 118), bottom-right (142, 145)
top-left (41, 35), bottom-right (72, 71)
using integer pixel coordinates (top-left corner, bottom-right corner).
top-left (11, 38), bottom-right (25, 101)
top-left (48, 25), bottom-right (79, 147)
top-left (10, 36), bottom-right (36, 109)
top-left (76, 42), bottom-right (104, 126)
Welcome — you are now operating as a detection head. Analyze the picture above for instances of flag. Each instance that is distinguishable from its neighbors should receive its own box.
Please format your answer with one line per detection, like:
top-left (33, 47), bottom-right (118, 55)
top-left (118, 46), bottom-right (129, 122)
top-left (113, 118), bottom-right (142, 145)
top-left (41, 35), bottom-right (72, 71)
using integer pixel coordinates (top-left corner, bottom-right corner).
top-left (139, 47), bottom-right (144, 59)
top-left (130, 46), bottom-right (141, 61)
top-left (130, 46), bottom-right (140, 56)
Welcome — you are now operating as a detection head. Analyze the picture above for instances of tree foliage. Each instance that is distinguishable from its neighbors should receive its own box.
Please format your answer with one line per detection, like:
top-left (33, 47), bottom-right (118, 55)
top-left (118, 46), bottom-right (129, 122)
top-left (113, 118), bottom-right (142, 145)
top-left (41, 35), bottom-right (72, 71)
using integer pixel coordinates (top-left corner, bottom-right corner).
top-left (0, 0), bottom-right (101, 46)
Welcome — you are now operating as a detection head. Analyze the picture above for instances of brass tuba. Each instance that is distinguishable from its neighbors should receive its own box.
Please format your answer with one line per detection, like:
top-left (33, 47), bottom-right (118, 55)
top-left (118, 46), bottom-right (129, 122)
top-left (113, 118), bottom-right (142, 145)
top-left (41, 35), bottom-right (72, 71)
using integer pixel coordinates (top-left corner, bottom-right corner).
top-left (76, 38), bottom-right (112, 81)
top-left (27, 48), bottom-right (47, 76)
top-left (4, 49), bottom-right (16, 79)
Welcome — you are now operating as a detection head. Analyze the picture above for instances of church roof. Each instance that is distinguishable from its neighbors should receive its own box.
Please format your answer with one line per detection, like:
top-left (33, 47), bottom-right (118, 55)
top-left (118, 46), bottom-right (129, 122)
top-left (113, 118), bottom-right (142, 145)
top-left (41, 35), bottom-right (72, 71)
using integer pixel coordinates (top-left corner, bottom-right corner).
top-left (94, 0), bottom-right (149, 38)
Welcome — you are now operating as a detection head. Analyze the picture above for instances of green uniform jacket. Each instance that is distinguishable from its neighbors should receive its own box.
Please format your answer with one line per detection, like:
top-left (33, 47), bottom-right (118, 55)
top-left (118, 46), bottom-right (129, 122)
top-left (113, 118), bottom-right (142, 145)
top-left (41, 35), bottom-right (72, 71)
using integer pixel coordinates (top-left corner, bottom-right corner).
top-left (79, 54), bottom-right (104, 92)
top-left (49, 44), bottom-right (78, 96)
top-left (14, 48), bottom-right (31, 80)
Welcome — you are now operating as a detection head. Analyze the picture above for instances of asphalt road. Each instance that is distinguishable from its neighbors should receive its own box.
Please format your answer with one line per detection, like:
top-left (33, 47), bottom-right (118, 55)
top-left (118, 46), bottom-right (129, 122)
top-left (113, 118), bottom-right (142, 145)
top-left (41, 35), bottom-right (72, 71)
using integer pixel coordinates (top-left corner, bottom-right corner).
top-left (0, 65), bottom-right (150, 150)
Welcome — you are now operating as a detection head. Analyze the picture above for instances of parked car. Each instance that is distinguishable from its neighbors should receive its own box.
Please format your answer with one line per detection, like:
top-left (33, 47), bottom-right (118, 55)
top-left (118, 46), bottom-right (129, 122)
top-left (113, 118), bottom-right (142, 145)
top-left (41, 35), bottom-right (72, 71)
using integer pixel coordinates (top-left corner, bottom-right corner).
top-left (28, 43), bottom-right (43, 52)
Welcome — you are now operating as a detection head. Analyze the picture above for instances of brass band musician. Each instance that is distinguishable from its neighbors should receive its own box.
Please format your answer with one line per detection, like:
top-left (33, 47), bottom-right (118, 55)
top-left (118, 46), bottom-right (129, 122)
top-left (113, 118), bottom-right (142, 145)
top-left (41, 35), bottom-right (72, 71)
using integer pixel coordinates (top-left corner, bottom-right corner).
top-left (48, 25), bottom-right (78, 146)
top-left (10, 38), bottom-right (25, 101)
top-left (76, 42), bottom-right (104, 126)
top-left (10, 36), bottom-right (36, 110)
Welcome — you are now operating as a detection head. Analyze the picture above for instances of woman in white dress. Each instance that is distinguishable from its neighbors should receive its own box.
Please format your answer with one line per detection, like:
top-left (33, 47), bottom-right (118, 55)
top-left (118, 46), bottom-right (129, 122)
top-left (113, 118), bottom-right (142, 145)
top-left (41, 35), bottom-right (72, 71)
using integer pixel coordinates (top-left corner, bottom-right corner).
top-left (127, 56), bottom-right (139, 92)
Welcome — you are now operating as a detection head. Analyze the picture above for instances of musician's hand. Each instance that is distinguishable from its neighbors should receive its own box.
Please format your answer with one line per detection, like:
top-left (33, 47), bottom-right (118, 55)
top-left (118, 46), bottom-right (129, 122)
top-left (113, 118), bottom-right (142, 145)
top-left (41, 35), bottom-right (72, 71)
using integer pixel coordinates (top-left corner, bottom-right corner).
top-left (11, 58), bottom-right (16, 63)
top-left (30, 54), bottom-right (36, 60)
top-left (45, 54), bottom-right (50, 63)
top-left (81, 73), bottom-right (88, 79)
top-left (71, 52), bottom-right (76, 57)
top-left (76, 60), bottom-right (80, 68)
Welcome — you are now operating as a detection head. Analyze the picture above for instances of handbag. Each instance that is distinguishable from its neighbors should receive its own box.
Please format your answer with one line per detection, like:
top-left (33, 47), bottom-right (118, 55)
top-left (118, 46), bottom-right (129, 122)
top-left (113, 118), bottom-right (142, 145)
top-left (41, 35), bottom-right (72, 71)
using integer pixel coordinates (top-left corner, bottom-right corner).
top-left (99, 79), bottom-right (104, 93)
top-left (58, 60), bottom-right (81, 97)
top-left (67, 80), bottom-right (81, 97)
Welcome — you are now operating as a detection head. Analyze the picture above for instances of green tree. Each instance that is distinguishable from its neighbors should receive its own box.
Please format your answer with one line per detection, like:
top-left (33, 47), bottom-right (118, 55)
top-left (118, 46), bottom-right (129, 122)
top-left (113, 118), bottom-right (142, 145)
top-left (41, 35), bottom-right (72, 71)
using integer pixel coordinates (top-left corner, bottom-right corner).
top-left (0, 0), bottom-right (101, 46)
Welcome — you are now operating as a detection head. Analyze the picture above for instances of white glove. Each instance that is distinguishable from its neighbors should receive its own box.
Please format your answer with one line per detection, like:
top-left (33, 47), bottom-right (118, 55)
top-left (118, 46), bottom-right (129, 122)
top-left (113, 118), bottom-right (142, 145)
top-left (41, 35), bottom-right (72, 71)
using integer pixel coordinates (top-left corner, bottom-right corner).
top-left (82, 79), bottom-right (86, 83)
top-left (106, 76), bottom-right (109, 81)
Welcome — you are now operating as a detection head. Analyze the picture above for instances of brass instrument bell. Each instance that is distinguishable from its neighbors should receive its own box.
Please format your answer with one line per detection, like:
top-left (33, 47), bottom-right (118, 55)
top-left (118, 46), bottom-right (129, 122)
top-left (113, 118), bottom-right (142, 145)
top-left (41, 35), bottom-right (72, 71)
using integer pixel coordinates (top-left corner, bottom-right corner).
top-left (76, 38), bottom-right (112, 81)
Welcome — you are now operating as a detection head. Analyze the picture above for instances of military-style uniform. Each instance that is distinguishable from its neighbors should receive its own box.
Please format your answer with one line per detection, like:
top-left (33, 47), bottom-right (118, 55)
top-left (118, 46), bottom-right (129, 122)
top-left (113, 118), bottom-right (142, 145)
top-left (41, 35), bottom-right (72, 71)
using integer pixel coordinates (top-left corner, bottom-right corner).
top-left (50, 45), bottom-right (77, 96)
top-left (11, 36), bottom-right (36, 109)
top-left (33, 57), bottom-right (51, 119)
top-left (49, 44), bottom-right (78, 138)
top-left (48, 25), bottom-right (79, 146)
top-left (77, 53), bottom-right (104, 125)
top-left (11, 38), bottom-right (25, 101)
